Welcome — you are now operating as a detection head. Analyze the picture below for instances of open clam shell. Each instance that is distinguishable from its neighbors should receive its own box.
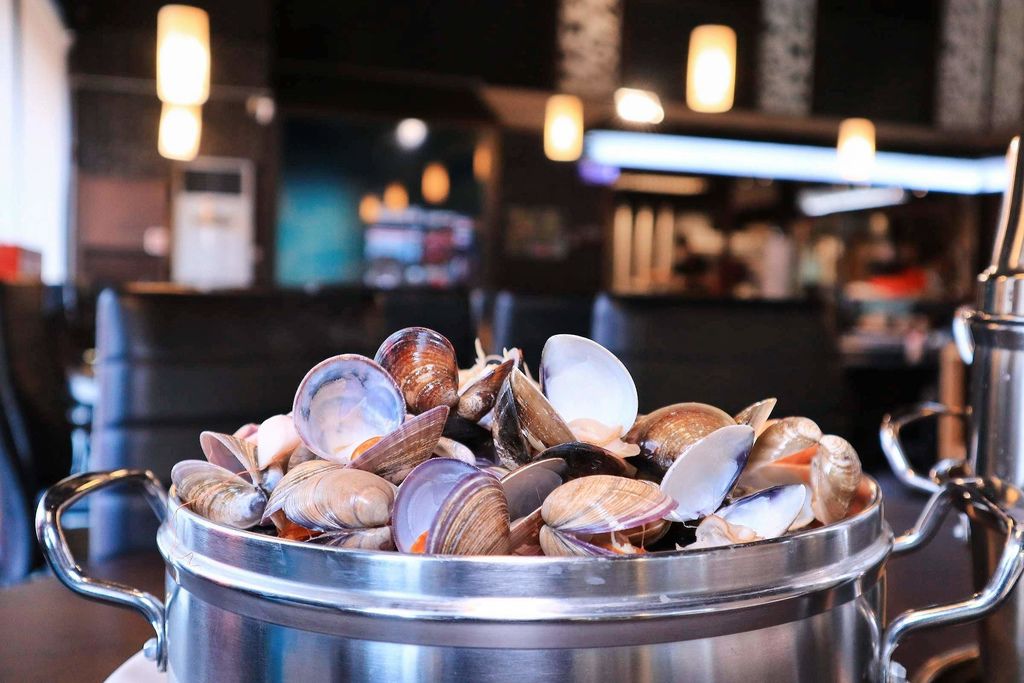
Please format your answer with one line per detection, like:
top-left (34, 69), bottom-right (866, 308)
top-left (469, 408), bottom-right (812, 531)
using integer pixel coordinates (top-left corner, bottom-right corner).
top-left (733, 398), bottom-right (777, 436)
top-left (199, 431), bottom-right (261, 484)
top-left (375, 327), bottom-right (460, 414)
top-left (264, 461), bottom-right (397, 532)
top-left (349, 405), bottom-right (448, 484)
top-left (540, 334), bottom-right (639, 440)
top-left (500, 458), bottom-right (568, 521)
top-left (624, 402), bottom-right (735, 475)
top-left (392, 458), bottom-right (510, 555)
top-left (687, 515), bottom-right (760, 550)
top-left (810, 435), bottom-right (862, 524)
top-left (256, 414), bottom-right (301, 472)
top-left (659, 424), bottom-right (754, 522)
top-left (541, 475), bottom-right (676, 535)
top-left (535, 441), bottom-right (637, 479)
top-left (747, 416), bottom-right (822, 469)
top-left (457, 358), bottom-right (514, 422)
top-left (717, 484), bottom-right (808, 539)
top-left (292, 354), bottom-right (405, 464)
top-left (491, 370), bottom-right (574, 469)
top-left (171, 460), bottom-right (267, 529)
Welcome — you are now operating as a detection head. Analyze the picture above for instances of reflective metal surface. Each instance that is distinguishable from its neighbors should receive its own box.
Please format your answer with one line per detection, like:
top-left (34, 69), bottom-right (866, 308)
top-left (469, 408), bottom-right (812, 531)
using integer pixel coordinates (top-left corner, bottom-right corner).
top-left (39, 467), bottom-right (1024, 682)
top-left (34, 469), bottom-right (168, 670)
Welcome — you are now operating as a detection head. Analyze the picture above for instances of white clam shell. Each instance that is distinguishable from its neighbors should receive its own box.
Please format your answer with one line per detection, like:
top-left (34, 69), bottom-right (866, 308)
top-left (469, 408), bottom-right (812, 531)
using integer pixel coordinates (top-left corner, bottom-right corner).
top-left (540, 334), bottom-right (638, 437)
top-left (717, 484), bottom-right (808, 539)
top-left (660, 424), bottom-right (754, 522)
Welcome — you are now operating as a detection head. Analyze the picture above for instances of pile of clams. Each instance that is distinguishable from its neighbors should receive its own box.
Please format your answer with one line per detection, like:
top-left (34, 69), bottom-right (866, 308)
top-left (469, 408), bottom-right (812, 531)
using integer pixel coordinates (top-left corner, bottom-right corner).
top-left (171, 327), bottom-right (866, 557)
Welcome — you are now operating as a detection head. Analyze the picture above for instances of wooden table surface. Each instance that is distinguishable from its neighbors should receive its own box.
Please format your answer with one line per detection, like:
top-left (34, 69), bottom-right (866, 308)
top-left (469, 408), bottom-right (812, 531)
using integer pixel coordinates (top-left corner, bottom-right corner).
top-left (0, 554), bottom-right (165, 683)
top-left (0, 474), bottom-right (978, 682)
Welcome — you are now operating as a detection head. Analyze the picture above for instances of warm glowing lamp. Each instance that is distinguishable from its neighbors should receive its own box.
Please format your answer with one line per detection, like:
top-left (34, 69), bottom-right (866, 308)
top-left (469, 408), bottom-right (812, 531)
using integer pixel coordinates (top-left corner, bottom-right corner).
top-left (614, 88), bottom-right (664, 125)
top-left (422, 163), bottom-right (450, 204)
top-left (383, 182), bottom-right (409, 211)
top-left (686, 25), bottom-right (736, 113)
top-left (158, 103), bottom-right (202, 161)
top-left (837, 118), bottom-right (876, 182)
top-left (473, 140), bottom-right (493, 181)
top-left (544, 94), bottom-right (584, 161)
top-left (157, 5), bottom-right (210, 105)
top-left (359, 194), bottom-right (382, 223)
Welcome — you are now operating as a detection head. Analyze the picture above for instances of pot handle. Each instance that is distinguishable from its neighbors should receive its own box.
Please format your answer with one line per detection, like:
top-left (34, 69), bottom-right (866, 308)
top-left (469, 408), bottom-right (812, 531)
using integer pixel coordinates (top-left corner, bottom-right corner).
top-left (35, 469), bottom-right (168, 672)
top-left (880, 402), bottom-right (970, 495)
top-left (952, 305), bottom-right (975, 365)
top-left (881, 477), bottom-right (1024, 682)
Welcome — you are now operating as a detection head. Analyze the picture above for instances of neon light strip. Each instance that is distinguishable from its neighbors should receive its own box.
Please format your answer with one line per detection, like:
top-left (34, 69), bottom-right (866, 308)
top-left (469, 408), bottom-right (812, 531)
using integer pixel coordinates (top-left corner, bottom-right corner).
top-left (584, 130), bottom-right (1007, 194)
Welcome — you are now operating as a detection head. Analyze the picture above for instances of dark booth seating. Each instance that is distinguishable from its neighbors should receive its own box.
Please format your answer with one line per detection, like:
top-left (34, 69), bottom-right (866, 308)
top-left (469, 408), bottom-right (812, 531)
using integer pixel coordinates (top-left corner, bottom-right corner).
top-left (490, 291), bottom-right (595, 371)
top-left (0, 283), bottom-right (73, 495)
top-left (591, 295), bottom-right (845, 433)
top-left (0, 416), bottom-right (31, 586)
top-left (89, 287), bottom-right (383, 560)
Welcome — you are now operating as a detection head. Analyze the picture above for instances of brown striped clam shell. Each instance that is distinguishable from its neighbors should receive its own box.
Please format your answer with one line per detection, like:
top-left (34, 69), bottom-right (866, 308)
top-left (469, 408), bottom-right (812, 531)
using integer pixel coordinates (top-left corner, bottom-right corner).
top-left (375, 327), bottom-right (460, 414)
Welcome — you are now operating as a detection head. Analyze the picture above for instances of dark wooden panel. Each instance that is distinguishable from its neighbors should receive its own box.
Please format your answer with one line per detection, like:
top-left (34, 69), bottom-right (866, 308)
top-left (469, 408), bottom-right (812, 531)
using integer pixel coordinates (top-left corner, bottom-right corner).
top-left (812, 0), bottom-right (939, 124)
top-left (273, 0), bottom-right (558, 90)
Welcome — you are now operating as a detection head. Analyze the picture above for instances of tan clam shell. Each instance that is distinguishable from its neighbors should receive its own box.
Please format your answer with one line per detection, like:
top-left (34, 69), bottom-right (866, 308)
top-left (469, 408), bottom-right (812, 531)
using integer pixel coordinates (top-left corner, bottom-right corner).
top-left (457, 358), bottom-right (514, 422)
top-left (171, 460), bottom-right (267, 529)
top-left (375, 327), bottom-right (460, 414)
top-left (264, 462), bottom-right (397, 532)
top-left (349, 405), bottom-right (448, 484)
top-left (688, 514), bottom-right (760, 550)
top-left (538, 525), bottom-right (593, 557)
top-left (491, 370), bottom-right (574, 469)
top-left (200, 431), bottom-right (261, 484)
top-left (429, 472), bottom-right (511, 555)
top-left (541, 475), bottom-right (675, 534)
top-left (810, 434), bottom-right (862, 524)
top-left (733, 398), bottom-right (777, 436)
top-left (623, 402), bottom-right (735, 473)
top-left (747, 416), bottom-right (822, 469)
top-left (509, 508), bottom-right (545, 555)
top-left (509, 370), bottom-right (574, 449)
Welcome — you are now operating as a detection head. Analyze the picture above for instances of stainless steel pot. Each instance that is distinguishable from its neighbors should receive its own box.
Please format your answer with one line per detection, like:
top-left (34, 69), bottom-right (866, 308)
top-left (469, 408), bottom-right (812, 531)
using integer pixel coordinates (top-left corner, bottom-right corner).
top-left (881, 136), bottom-right (1024, 682)
top-left (36, 468), bottom-right (1024, 682)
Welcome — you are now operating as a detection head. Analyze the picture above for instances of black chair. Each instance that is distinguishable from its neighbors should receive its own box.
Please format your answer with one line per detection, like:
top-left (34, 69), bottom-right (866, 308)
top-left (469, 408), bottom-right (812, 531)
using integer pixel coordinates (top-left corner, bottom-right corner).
top-left (89, 287), bottom-right (383, 560)
top-left (376, 289), bottom-right (477, 367)
top-left (490, 291), bottom-right (594, 372)
top-left (0, 283), bottom-right (73, 496)
top-left (0, 413), bottom-right (31, 586)
top-left (591, 294), bottom-right (845, 433)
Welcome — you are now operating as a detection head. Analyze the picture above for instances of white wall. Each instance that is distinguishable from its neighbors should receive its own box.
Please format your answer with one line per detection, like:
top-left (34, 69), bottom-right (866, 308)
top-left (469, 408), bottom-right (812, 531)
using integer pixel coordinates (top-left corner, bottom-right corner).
top-left (0, 0), bottom-right (72, 283)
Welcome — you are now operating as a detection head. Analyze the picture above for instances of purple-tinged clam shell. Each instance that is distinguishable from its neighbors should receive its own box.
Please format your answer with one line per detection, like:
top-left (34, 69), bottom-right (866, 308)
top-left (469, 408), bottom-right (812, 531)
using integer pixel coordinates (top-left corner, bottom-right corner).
top-left (717, 484), bottom-right (808, 540)
top-left (659, 424), bottom-right (754, 522)
top-left (292, 354), bottom-right (405, 464)
top-left (349, 405), bottom-right (448, 484)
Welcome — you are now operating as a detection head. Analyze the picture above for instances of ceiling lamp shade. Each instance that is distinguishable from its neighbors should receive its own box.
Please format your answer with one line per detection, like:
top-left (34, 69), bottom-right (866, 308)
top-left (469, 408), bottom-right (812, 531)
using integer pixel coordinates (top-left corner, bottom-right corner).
top-left (359, 194), bottom-right (382, 223)
top-left (383, 182), bottom-right (409, 211)
top-left (544, 94), bottom-right (584, 162)
top-left (156, 5), bottom-right (210, 105)
top-left (421, 162), bottom-right (450, 204)
top-left (158, 103), bottom-right (202, 161)
top-left (837, 118), bottom-right (876, 182)
top-left (614, 88), bottom-right (664, 125)
top-left (686, 25), bottom-right (736, 113)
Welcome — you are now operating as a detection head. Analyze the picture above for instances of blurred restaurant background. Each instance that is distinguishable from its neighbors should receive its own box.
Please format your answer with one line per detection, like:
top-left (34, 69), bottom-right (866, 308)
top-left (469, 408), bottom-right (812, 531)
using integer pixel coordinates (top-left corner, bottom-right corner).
top-left (0, 0), bottom-right (1016, 585)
